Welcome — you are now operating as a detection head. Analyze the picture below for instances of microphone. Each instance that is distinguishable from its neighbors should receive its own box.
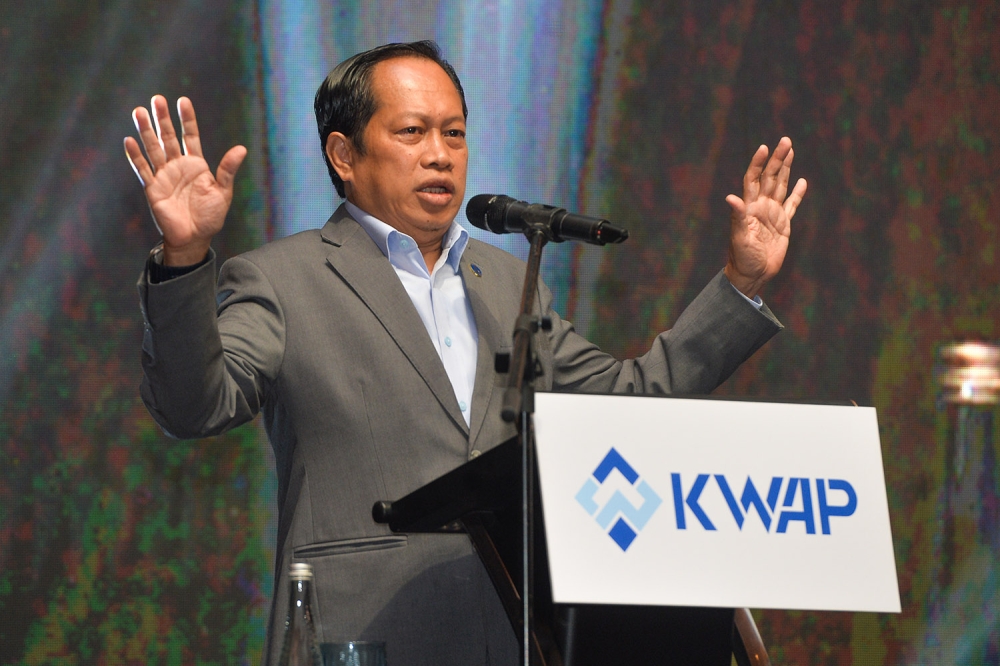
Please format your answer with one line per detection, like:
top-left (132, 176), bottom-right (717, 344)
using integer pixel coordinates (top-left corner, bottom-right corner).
top-left (466, 194), bottom-right (629, 246)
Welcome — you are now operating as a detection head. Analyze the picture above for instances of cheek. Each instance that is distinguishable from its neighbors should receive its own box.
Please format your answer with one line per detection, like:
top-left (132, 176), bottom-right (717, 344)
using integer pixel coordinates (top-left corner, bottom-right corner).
top-left (390, 151), bottom-right (421, 180)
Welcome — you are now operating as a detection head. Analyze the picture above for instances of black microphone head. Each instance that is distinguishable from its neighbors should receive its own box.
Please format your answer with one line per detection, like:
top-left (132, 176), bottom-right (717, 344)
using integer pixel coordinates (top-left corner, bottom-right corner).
top-left (466, 194), bottom-right (515, 233)
top-left (599, 224), bottom-right (629, 244)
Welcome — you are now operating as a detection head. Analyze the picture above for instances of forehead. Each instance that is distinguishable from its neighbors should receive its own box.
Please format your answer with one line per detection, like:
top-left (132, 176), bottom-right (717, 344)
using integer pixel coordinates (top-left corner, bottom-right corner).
top-left (368, 56), bottom-right (463, 115)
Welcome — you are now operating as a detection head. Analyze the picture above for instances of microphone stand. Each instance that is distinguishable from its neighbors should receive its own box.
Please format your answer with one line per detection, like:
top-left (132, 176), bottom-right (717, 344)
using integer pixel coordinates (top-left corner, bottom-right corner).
top-left (500, 215), bottom-right (554, 666)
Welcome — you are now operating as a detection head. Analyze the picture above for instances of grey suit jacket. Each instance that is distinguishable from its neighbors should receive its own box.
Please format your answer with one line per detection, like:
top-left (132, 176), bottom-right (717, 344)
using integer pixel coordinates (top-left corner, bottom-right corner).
top-left (138, 204), bottom-right (781, 665)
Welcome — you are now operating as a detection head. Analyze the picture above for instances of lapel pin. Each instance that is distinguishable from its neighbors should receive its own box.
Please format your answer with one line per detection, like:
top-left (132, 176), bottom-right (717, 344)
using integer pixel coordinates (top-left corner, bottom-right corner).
top-left (470, 263), bottom-right (483, 277)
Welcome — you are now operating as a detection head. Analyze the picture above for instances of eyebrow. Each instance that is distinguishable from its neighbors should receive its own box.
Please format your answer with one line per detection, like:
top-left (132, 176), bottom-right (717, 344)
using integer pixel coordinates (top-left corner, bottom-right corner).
top-left (388, 109), bottom-right (465, 124)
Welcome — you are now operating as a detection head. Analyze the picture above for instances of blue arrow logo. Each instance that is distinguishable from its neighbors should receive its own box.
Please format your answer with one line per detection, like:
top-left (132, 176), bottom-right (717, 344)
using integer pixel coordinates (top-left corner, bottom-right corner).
top-left (576, 448), bottom-right (662, 551)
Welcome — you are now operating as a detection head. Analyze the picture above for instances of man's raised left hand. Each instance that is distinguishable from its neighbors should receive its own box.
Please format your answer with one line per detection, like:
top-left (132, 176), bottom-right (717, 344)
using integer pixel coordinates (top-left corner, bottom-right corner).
top-left (724, 137), bottom-right (807, 299)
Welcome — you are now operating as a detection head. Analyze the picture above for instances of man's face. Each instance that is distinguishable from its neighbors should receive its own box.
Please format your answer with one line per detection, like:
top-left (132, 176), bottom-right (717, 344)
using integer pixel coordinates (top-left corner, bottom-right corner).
top-left (339, 57), bottom-right (468, 241)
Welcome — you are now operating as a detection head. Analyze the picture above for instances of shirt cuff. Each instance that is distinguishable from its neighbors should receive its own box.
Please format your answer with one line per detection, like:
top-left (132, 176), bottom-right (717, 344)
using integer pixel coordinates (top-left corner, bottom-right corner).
top-left (729, 280), bottom-right (763, 310)
top-left (147, 245), bottom-right (211, 284)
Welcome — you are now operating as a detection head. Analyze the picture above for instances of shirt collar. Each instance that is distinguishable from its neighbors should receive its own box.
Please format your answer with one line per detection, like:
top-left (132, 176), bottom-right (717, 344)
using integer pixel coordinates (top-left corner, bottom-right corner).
top-left (346, 201), bottom-right (469, 276)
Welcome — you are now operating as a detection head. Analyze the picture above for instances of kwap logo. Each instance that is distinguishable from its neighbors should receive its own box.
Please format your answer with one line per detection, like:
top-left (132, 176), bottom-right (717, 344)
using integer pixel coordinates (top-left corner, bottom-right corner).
top-left (671, 474), bottom-right (858, 535)
top-left (575, 448), bottom-right (662, 551)
top-left (576, 449), bottom-right (861, 551)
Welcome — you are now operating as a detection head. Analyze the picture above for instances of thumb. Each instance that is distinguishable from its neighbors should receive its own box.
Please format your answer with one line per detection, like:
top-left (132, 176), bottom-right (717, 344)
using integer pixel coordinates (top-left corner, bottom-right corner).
top-left (216, 145), bottom-right (248, 192)
top-left (725, 194), bottom-right (746, 220)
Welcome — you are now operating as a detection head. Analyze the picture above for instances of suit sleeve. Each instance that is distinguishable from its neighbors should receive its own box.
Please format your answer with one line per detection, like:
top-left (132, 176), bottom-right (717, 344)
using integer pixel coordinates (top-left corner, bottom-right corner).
top-left (540, 270), bottom-right (782, 396)
top-left (137, 251), bottom-right (285, 438)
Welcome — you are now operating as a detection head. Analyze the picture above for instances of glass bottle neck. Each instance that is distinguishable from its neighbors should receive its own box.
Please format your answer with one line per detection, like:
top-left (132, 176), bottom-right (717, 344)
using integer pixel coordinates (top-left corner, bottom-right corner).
top-left (289, 579), bottom-right (313, 612)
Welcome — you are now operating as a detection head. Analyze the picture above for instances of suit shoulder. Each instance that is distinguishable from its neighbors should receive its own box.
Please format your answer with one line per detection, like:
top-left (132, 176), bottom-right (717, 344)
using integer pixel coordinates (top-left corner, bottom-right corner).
top-left (222, 228), bottom-right (327, 273)
top-left (227, 206), bottom-right (366, 272)
top-left (244, 228), bottom-right (325, 258)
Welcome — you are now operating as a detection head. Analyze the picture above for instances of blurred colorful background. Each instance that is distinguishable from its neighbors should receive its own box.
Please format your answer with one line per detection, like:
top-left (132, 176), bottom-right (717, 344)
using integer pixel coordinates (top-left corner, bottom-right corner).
top-left (2, 1), bottom-right (998, 663)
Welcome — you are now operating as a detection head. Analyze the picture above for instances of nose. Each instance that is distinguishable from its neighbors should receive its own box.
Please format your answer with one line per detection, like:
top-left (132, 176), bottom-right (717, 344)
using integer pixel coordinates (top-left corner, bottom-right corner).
top-left (422, 130), bottom-right (453, 170)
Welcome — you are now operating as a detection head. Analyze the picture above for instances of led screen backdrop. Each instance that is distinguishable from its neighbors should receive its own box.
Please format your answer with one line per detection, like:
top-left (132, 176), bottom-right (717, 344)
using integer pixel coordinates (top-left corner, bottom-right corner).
top-left (2, 1), bottom-right (998, 663)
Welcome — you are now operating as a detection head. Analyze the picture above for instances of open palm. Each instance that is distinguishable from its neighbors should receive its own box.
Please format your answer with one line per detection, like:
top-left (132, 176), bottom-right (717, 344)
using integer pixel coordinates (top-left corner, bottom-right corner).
top-left (125, 95), bottom-right (246, 266)
top-left (724, 137), bottom-right (807, 299)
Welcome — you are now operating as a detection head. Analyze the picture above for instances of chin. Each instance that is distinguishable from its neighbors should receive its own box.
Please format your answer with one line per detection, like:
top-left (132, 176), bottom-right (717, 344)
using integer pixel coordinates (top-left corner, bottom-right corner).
top-left (419, 212), bottom-right (458, 230)
top-left (424, 220), bottom-right (454, 233)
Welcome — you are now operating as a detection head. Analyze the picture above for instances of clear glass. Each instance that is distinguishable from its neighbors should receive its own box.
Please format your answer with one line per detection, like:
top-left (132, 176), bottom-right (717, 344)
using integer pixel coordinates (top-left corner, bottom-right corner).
top-left (278, 577), bottom-right (323, 666)
top-left (320, 641), bottom-right (387, 666)
top-left (925, 342), bottom-right (1000, 663)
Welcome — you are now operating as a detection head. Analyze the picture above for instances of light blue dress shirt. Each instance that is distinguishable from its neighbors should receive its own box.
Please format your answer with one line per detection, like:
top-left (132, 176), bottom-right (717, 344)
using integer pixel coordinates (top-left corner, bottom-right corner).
top-left (347, 202), bottom-right (479, 426)
top-left (346, 202), bottom-right (762, 427)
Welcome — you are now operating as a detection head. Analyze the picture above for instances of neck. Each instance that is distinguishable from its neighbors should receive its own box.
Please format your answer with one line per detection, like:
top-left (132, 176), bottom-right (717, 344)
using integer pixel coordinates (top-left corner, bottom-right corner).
top-left (418, 241), bottom-right (443, 273)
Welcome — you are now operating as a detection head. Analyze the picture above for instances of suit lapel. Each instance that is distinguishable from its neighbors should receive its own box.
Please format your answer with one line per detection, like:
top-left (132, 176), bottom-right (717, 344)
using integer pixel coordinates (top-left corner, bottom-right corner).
top-left (462, 241), bottom-right (512, 447)
top-left (321, 206), bottom-right (469, 435)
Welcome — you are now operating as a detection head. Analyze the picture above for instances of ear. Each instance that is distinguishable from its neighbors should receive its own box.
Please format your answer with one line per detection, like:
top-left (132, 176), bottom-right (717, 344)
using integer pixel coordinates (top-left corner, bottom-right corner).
top-left (325, 132), bottom-right (355, 184)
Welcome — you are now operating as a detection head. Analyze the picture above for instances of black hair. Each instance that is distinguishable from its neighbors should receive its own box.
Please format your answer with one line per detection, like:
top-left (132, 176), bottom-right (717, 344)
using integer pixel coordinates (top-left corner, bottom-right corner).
top-left (314, 40), bottom-right (468, 198)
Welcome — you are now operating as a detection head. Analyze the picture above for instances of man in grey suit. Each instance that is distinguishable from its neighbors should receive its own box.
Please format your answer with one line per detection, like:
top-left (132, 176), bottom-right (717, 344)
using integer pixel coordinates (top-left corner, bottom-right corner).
top-left (124, 41), bottom-right (806, 665)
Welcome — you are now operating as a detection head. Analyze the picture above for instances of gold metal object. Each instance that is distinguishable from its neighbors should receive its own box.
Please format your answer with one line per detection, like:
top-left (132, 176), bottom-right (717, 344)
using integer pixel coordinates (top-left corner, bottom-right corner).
top-left (937, 341), bottom-right (1000, 405)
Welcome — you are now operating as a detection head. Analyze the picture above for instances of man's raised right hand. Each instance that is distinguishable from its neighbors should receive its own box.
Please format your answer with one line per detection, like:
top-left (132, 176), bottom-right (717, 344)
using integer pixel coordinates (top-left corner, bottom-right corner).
top-left (124, 95), bottom-right (246, 266)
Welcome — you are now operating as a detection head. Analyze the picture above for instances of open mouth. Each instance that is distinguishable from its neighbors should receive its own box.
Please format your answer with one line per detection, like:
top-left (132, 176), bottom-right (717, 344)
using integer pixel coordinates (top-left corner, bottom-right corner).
top-left (416, 183), bottom-right (455, 207)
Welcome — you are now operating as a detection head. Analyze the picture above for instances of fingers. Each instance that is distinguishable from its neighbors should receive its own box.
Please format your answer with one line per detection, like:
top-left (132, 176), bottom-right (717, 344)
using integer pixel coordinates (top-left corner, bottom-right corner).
top-left (151, 95), bottom-right (183, 160)
top-left (773, 148), bottom-right (793, 203)
top-left (124, 136), bottom-right (153, 187)
top-left (742, 144), bottom-right (768, 202)
top-left (132, 105), bottom-right (166, 170)
top-left (128, 94), bottom-right (246, 200)
top-left (743, 137), bottom-right (798, 207)
top-left (216, 145), bottom-right (248, 191)
top-left (132, 96), bottom-right (204, 167)
top-left (177, 97), bottom-right (203, 158)
top-left (783, 178), bottom-right (808, 220)
top-left (760, 136), bottom-right (792, 197)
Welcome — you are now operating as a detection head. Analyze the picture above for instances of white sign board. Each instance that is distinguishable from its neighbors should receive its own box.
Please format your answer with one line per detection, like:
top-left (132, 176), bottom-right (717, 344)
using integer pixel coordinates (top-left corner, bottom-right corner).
top-left (533, 392), bottom-right (900, 613)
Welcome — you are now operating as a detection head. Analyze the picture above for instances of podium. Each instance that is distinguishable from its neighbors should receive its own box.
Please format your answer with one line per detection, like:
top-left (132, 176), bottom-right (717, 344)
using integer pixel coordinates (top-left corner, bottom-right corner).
top-left (374, 392), bottom-right (900, 665)
top-left (373, 435), bottom-right (766, 666)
